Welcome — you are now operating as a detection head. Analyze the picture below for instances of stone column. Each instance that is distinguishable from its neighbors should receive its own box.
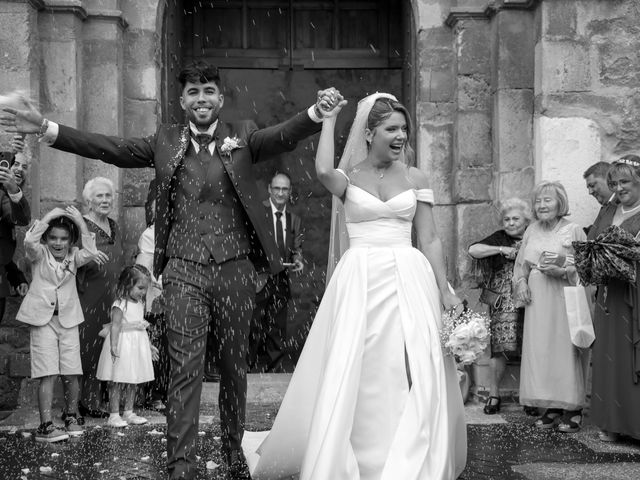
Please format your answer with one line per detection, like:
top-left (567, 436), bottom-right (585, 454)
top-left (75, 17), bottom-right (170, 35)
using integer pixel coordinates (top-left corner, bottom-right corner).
top-left (491, 5), bottom-right (535, 204)
top-left (120, 0), bottom-right (160, 261)
top-left (415, 0), bottom-right (457, 283)
top-left (81, 0), bottom-right (127, 218)
top-left (37, 1), bottom-right (86, 212)
top-left (445, 7), bottom-right (493, 288)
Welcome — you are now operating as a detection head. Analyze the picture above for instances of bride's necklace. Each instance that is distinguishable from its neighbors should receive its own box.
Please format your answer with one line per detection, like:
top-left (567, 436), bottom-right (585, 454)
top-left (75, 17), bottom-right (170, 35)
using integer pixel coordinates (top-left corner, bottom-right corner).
top-left (371, 162), bottom-right (391, 179)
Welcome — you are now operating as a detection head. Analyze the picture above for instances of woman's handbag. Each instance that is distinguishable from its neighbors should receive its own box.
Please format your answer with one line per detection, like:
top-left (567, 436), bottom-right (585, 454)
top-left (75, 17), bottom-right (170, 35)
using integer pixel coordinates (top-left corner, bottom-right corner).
top-left (564, 282), bottom-right (595, 348)
top-left (479, 288), bottom-right (503, 309)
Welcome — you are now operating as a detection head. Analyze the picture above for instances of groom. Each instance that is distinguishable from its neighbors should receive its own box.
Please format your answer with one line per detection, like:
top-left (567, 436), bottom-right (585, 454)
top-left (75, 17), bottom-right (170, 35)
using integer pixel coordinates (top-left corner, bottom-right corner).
top-left (1, 62), bottom-right (336, 480)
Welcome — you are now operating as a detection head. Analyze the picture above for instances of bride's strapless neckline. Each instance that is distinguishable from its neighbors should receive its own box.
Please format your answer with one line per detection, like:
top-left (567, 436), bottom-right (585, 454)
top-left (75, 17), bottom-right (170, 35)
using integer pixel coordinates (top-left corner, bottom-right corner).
top-left (349, 184), bottom-right (414, 204)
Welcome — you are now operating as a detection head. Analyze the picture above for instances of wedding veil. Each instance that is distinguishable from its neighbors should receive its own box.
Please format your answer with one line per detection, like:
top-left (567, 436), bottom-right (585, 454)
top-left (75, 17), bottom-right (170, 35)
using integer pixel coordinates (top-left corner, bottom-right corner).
top-left (325, 92), bottom-right (398, 284)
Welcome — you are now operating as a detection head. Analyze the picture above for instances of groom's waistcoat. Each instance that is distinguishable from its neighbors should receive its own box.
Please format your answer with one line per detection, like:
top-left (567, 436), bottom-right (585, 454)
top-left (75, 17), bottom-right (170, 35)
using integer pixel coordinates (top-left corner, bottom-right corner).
top-left (166, 143), bottom-right (251, 264)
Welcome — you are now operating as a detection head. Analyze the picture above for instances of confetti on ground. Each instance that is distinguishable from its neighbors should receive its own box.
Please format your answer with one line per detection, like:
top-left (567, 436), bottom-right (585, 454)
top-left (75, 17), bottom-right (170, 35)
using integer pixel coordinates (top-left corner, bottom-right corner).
top-left (148, 429), bottom-right (163, 435)
top-left (206, 460), bottom-right (219, 470)
top-left (39, 466), bottom-right (52, 473)
top-left (141, 456), bottom-right (150, 461)
top-left (198, 431), bottom-right (205, 436)
top-left (51, 453), bottom-right (59, 458)
top-left (21, 468), bottom-right (29, 474)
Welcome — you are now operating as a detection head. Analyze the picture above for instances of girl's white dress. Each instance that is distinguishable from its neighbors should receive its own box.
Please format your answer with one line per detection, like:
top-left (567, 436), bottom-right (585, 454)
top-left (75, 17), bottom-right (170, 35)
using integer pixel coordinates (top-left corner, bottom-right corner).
top-left (244, 184), bottom-right (467, 480)
top-left (96, 299), bottom-right (154, 384)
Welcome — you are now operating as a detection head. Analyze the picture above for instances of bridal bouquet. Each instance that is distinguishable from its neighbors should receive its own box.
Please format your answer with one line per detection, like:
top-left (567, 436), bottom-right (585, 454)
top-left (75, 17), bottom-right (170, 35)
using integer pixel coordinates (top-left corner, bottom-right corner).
top-left (440, 306), bottom-right (490, 365)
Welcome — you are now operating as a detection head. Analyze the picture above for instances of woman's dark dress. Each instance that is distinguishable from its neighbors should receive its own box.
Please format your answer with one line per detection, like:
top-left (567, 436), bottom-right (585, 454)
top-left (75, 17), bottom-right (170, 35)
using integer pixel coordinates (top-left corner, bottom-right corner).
top-left (472, 230), bottom-right (524, 356)
top-left (589, 203), bottom-right (640, 438)
top-left (77, 217), bottom-right (122, 408)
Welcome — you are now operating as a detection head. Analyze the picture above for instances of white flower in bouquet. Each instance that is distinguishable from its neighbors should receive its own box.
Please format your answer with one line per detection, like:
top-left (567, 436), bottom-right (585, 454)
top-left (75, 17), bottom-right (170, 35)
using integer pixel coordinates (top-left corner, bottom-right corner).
top-left (440, 306), bottom-right (491, 365)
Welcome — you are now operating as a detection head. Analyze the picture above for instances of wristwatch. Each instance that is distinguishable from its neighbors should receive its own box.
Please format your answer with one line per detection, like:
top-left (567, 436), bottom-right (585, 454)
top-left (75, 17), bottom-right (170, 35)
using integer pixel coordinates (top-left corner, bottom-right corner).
top-left (37, 118), bottom-right (49, 138)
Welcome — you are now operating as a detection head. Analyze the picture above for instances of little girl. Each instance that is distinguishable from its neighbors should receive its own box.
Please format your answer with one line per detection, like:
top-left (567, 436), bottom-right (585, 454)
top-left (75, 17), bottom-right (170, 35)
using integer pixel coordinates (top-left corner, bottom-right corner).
top-left (96, 264), bottom-right (157, 427)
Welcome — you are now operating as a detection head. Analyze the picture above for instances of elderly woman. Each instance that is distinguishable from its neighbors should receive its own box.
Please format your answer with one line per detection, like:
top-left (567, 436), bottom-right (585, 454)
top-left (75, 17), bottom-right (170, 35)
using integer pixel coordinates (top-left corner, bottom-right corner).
top-left (513, 181), bottom-right (588, 433)
top-left (77, 177), bottom-right (123, 418)
top-left (469, 198), bottom-right (530, 415)
top-left (589, 155), bottom-right (640, 442)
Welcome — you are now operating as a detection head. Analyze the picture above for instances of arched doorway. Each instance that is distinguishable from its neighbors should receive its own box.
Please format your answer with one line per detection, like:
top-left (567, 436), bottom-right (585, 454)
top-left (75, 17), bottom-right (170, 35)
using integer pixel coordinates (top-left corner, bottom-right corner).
top-left (160, 0), bottom-right (415, 364)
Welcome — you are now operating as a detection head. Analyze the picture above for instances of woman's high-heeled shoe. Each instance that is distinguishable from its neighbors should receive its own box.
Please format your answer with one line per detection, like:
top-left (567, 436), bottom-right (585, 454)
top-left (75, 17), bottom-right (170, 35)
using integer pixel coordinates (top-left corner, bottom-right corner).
top-left (598, 430), bottom-right (620, 442)
top-left (483, 396), bottom-right (501, 415)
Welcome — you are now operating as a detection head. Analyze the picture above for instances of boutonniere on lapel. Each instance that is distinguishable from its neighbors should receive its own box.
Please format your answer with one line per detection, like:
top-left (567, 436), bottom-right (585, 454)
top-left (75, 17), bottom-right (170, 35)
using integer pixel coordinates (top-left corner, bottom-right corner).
top-left (220, 136), bottom-right (244, 158)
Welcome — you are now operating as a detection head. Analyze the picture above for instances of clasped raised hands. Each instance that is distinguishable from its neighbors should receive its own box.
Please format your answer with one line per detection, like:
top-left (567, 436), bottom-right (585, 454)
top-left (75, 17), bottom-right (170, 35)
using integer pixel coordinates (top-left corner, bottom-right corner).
top-left (316, 88), bottom-right (347, 118)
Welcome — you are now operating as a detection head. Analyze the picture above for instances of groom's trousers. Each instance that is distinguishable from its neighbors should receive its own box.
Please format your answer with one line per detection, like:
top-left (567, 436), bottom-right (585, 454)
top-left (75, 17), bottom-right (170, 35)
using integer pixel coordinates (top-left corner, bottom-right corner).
top-left (163, 257), bottom-right (256, 479)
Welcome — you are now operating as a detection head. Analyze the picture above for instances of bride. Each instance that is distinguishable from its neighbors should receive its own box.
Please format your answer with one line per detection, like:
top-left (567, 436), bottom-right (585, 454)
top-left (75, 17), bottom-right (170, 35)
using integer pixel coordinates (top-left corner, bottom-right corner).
top-left (243, 92), bottom-right (467, 479)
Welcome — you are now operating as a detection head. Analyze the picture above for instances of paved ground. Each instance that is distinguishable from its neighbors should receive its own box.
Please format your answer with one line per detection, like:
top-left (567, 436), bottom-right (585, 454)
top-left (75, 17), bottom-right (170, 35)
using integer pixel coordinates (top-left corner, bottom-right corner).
top-left (1, 375), bottom-right (639, 479)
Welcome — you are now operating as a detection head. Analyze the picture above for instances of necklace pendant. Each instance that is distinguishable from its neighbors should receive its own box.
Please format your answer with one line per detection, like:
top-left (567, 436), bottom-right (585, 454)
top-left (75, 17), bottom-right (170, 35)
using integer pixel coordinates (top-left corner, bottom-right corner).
top-left (379, 172), bottom-right (384, 179)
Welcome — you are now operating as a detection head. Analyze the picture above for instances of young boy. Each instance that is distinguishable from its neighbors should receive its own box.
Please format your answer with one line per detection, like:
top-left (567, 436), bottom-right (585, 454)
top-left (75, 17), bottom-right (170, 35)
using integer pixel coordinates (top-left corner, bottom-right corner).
top-left (17, 205), bottom-right (97, 442)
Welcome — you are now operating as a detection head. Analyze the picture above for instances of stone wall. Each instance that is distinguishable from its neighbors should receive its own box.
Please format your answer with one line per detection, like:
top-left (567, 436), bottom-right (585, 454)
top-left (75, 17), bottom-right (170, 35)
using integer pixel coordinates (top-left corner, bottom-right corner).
top-left (535, 0), bottom-right (640, 226)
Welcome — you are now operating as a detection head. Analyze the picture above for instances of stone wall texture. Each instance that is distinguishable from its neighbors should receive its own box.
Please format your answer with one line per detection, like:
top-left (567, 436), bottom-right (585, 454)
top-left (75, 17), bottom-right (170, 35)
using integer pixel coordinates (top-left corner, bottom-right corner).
top-left (2, 0), bottom-right (640, 407)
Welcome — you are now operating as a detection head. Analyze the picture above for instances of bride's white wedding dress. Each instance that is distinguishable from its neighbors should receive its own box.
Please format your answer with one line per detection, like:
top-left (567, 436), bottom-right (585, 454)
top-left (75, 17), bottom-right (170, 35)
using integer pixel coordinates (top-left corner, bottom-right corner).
top-left (243, 182), bottom-right (467, 480)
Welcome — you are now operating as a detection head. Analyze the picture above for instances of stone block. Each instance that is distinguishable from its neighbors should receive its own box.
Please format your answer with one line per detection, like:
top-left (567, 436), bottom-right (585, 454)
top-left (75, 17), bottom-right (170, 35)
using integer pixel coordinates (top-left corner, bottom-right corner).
top-left (417, 26), bottom-right (455, 71)
top-left (40, 153), bottom-right (83, 202)
top-left (419, 69), bottom-right (455, 103)
top-left (417, 0), bottom-right (447, 29)
top-left (494, 10), bottom-right (535, 89)
top-left (456, 112), bottom-right (491, 168)
top-left (124, 99), bottom-right (158, 138)
top-left (124, 29), bottom-right (158, 100)
top-left (535, 40), bottom-right (591, 94)
top-left (454, 167), bottom-right (493, 202)
top-left (497, 168), bottom-right (535, 203)
top-left (542, 0), bottom-right (577, 39)
top-left (37, 10), bottom-right (84, 42)
top-left (458, 75), bottom-right (491, 112)
top-left (456, 202), bottom-right (501, 285)
top-left (418, 122), bottom-right (453, 204)
top-left (416, 101), bottom-right (456, 124)
top-left (456, 19), bottom-right (491, 76)
top-left (534, 116), bottom-right (602, 228)
top-left (122, 0), bottom-right (159, 30)
top-left (493, 89), bottom-right (534, 171)
top-left (596, 40), bottom-right (640, 89)
top-left (9, 353), bottom-right (30, 378)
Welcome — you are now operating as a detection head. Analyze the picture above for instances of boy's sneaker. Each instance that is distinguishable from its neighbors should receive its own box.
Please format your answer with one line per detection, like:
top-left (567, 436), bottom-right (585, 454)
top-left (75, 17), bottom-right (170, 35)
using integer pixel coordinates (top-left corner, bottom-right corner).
top-left (64, 414), bottom-right (84, 437)
top-left (123, 412), bottom-right (148, 425)
top-left (106, 415), bottom-right (128, 428)
top-left (35, 422), bottom-right (69, 443)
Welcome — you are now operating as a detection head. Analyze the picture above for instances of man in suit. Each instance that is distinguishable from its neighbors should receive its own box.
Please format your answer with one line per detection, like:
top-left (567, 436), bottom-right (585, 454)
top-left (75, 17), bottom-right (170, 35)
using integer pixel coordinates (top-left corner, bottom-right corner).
top-left (249, 172), bottom-right (303, 373)
top-left (0, 148), bottom-right (31, 322)
top-left (0, 62), bottom-right (339, 480)
top-left (584, 161), bottom-right (615, 207)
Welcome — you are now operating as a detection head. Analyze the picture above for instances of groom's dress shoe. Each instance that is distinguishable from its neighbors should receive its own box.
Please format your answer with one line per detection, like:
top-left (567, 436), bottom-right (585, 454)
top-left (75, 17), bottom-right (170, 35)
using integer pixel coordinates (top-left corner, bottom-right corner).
top-left (226, 449), bottom-right (251, 480)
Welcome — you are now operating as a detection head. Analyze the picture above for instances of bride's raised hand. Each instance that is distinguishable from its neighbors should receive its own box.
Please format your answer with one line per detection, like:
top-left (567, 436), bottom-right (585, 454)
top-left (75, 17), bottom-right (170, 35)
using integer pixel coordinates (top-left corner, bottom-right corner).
top-left (316, 88), bottom-right (347, 119)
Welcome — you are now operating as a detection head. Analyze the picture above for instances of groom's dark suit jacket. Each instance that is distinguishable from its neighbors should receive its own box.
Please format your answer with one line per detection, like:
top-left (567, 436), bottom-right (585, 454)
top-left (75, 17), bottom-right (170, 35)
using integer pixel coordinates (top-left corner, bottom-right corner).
top-left (52, 113), bottom-right (320, 277)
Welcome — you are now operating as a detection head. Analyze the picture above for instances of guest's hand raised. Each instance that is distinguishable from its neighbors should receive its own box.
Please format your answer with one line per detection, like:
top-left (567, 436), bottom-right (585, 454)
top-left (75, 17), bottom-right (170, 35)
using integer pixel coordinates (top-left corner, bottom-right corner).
top-left (316, 88), bottom-right (347, 118)
top-left (0, 164), bottom-right (19, 194)
top-left (11, 135), bottom-right (25, 152)
top-left (0, 95), bottom-right (44, 135)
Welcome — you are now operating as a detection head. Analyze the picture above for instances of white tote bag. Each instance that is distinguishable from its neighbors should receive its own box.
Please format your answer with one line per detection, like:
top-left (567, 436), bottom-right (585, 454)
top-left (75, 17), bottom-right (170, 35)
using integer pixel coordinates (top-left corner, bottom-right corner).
top-left (564, 282), bottom-right (595, 349)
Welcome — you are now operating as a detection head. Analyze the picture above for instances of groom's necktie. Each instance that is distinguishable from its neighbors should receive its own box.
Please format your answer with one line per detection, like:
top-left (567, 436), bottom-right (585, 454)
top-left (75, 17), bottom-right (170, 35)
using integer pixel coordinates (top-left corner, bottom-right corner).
top-left (193, 133), bottom-right (213, 159)
top-left (275, 211), bottom-right (287, 260)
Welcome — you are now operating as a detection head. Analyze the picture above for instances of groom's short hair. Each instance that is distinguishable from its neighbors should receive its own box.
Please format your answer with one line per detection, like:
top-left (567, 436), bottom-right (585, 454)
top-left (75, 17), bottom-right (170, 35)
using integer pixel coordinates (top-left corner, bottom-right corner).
top-left (178, 61), bottom-right (221, 89)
